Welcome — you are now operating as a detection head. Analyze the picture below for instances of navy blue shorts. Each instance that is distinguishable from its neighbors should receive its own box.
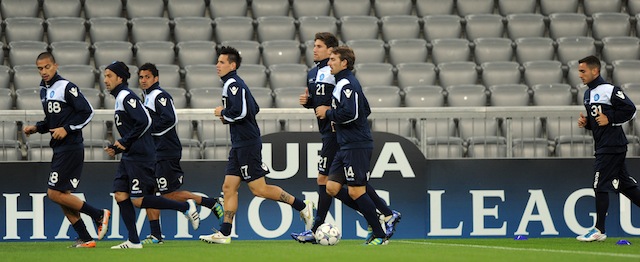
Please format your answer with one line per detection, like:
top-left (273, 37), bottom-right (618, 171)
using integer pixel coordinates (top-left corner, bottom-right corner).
top-left (113, 160), bottom-right (156, 197)
top-left (225, 143), bottom-right (269, 182)
top-left (318, 136), bottom-right (339, 176)
top-left (328, 148), bottom-right (372, 187)
top-left (48, 148), bottom-right (84, 192)
top-left (593, 153), bottom-right (638, 192)
top-left (155, 158), bottom-right (184, 194)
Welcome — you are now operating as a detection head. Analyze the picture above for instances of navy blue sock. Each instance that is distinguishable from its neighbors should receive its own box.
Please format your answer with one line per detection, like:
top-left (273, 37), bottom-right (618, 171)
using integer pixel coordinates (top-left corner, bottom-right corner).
top-left (367, 184), bottom-right (392, 216)
top-left (312, 185), bottom-right (332, 232)
top-left (117, 198), bottom-right (140, 244)
top-left (79, 202), bottom-right (103, 221)
top-left (595, 191), bottom-right (609, 233)
top-left (220, 222), bottom-right (232, 236)
top-left (334, 187), bottom-right (359, 210)
top-left (149, 219), bottom-right (162, 239)
top-left (292, 197), bottom-right (306, 211)
top-left (355, 194), bottom-right (386, 238)
top-left (200, 197), bottom-right (216, 209)
top-left (72, 219), bottom-right (93, 242)
top-left (141, 196), bottom-right (189, 213)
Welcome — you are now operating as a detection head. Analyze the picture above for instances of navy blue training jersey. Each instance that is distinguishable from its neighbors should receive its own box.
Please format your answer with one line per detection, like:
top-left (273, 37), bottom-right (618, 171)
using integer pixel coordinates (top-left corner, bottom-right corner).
top-left (582, 76), bottom-right (636, 154)
top-left (220, 70), bottom-right (262, 148)
top-left (325, 69), bottom-right (373, 150)
top-left (36, 73), bottom-right (94, 152)
top-left (110, 84), bottom-right (156, 161)
top-left (143, 82), bottom-right (181, 160)
top-left (304, 58), bottom-right (336, 137)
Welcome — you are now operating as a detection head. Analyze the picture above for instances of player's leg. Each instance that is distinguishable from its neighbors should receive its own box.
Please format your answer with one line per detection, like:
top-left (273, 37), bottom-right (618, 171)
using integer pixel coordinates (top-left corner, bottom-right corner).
top-left (111, 161), bottom-right (142, 249)
top-left (577, 154), bottom-right (614, 242)
top-left (144, 208), bottom-right (163, 244)
top-left (365, 183), bottom-right (402, 237)
top-left (617, 158), bottom-right (640, 206)
top-left (157, 158), bottom-right (223, 214)
top-left (199, 174), bottom-right (240, 244)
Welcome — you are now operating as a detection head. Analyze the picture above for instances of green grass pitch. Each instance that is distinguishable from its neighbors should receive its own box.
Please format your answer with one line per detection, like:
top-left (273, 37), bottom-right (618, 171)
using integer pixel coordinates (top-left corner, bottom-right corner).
top-left (1, 238), bottom-right (640, 262)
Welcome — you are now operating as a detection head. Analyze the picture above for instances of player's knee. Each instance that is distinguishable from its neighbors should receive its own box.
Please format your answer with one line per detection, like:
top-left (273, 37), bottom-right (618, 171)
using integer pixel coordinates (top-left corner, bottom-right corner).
top-left (317, 175), bottom-right (328, 185)
top-left (325, 185), bottom-right (339, 197)
top-left (113, 191), bottom-right (129, 202)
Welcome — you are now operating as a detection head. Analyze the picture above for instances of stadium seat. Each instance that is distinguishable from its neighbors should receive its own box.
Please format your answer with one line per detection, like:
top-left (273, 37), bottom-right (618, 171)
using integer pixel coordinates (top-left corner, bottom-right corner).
top-left (437, 61), bottom-right (478, 88)
top-left (622, 83), bottom-right (640, 104)
top-left (612, 60), bottom-right (640, 86)
top-left (167, 0), bottom-right (206, 19)
top-left (184, 65), bottom-right (220, 90)
top-left (83, 0), bottom-right (123, 19)
top-left (12, 65), bottom-right (40, 90)
top-left (431, 38), bottom-right (471, 65)
top-left (332, 0), bottom-right (372, 18)
top-left (555, 36), bottom-right (596, 65)
top-left (57, 65), bottom-right (97, 90)
top-left (126, 0), bottom-right (165, 18)
top-left (0, 65), bottom-right (12, 92)
top-left (50, 41), bottom-right (91, 66)
top-left (548, 13), bottom-right (588, 39)
top-left (481, 61), bottom-right (522, 87)
top-left (130, 17), bottom-right (170, 44)
top-left (512, 138), bottom-right (550, 158)
top-left (554, 135), bottom-right (594, 157)
top-left (202, 139), bottom-right (231, 159)
top-left (445, 84), bottom-right (487, 107)
top-left (268, 64), bottom-right (307, 89)
top-left (370, 116), bottom-right (413, 139)
top-left (473, 38), bottom-right (514, 64)
top-left (220, 40), bottom-right (261, 65)
top-left (0, 137), bottom-right (21, 161)
top-left (261, 40), bottom-right (301, 67)
top-left (1, 0), bottom-right (39, 18)
top-left (583, 0), bottom-right (622, 16)
top-left (415, 0), bottom-right (455, 16)
top-left (292, 0), bottom-right (331, 18)
top-left (374, 0), bottom-right (412, 17)
top-left (0, 85), bottom-right (13, 110)
top-left (345, 39), bottom-right (386, 64)
top-left (251, 87), bottom-right (273, 108)
top-left (418, 116), bottom-right (458, 141)
top-left (4, 17), bottom-right (44, 43)
top-left (134, 41), bottom-right (176, 67)
top-left (28, 140), bottom-right (54, 161)
top-left (396, 63), bottom-right (437, 89)
top-left (88, 17), bottom-right (129, 43)
top-left (424, 136), bottom-right (465, 159)
top-left (488, 84), bottom-right (530, 106)
top-left (403, 85), bottom-right (445, 107)
top-left (456, 117), bottom-right (501, 140)
top-left (46, 17), bottom-right (86, 43)
top-left (283, 118), bottom-right (317, 132)
top-left (176, 41), bottom-right (217, 68)
top-left (467, 136), bottom-right (508, 158)
top-left (274, 87), bottom-right (306, 108)
top-left (256, 16), bottom-right (296, 42)
top-left (422, 15), bottom-right (462, 41)
top-left (79, 88), bottom-right (101, 113)
top-left (539, 0), bottom-right (579, 15)
top-left (214, 16), bottom-right (255, 43)
top-left (380, 15), bottom-right (421, 42)
top-left (180, 139), bottom-right (202, 160)
top-left (456, 0), bottom-right (495, 16)
top-left (298, 16), bottom-right (338, 43)
top-left (514, 37), bottom-right (555, 63)
top-left (237, 64), bottom-right (268, 88)
top-left (189, 87), bottom-right (222, 108)
top-left (354, 63), bottom-right (395, 88)
top-left (209, 0), bottom-right (247, 18)
top-left (173, 17), bottom-right (214, 43)
top-left (93, 41), bottom-right (134, 68)
top-left (102, 90), bottom-right (115, 109)
top-left (251, 0), bottom-right (290, 18)
top-left (531, 83), bottom-right (573, 106)
top-left (591, 12), bottom-right (631, 40)
top-left (388, 39), bottom-right (428, 65)
top-left (497, 0), bottom-right (537, 15)
top-left (523, 61), bottom-right (563, 87)
top-left (99, 64), bottom-right (139, 89)
top-left (339, 16), bottom-right (380, 42)
top-left (175, 120), bottom-right (195, 140)
top-left (9, 41), bottom-right (48, 68)
top-left (464, 14), bottom-right (505, 40)
top-left (567, 60), bottom-right (608, 89)
top-left (601, 36), bottom-right (640, 64)
top-left (43, 0), bottom-right (82, 18)
top-left (0, 43), bottom-right (6, 66)
top-left (363, 86), bottom-right (402, 107)
top-left (15, 88), bottom-right (41, 110)
top-left (506, 13), bottom-right (546, 40)
top-left (162, 87), bottom-right (187, 109)
top-left (155, 64), bottom-right (181, 88)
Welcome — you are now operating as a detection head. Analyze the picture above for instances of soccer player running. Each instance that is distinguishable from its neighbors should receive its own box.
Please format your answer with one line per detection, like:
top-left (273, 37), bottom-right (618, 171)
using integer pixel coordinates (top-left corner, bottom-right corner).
top-left (291, 33), bottom-right (401, 243)
top-left (314, 46), bottom-right (390, 245)
top-left (199, 46), bottom-right (314, 244)
top-left (24, 52), bottom-right (110, 248)
top-left (576, 55), bottom-right (640, 242)
top-left (103, 61), bottom-right (200, 249)
top-left (137, 63), bottom-right (224, 244)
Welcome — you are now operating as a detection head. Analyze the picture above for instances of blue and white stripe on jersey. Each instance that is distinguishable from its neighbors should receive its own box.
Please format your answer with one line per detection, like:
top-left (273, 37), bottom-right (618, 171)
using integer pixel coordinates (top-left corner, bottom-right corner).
top-left (590, 83), bottom-right (635, 126)
top-left (316, 65), bottom-right (335, 86)
top-left (333, 78), bottom-right (359, 124)
top-left (144, 88), bottom-right (177, 136)
top-left (115, 89), bottom-right (152, 138)
top-left (45, 80), bottom-right (94, 131)
top-left (222, 78), bottom-right (247, 123)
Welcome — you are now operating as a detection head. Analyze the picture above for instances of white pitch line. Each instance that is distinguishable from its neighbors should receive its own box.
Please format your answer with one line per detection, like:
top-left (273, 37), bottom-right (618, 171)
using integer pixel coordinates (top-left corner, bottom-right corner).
top-left (394, 240), bottom-right (640, 259)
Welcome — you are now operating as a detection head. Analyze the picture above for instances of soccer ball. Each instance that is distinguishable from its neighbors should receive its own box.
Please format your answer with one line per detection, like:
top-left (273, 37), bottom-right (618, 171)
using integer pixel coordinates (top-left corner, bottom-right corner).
top-left (315, 223), bottom-right (341, 246)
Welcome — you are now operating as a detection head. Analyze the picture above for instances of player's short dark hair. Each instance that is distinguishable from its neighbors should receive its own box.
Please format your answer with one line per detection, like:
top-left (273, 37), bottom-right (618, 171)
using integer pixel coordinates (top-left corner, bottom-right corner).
top-left (315, 32), bottom-right (339, 48)
top-left (331, 46), bottom-right (355, 71)
top-left (36, 52), bottom-right (56, 63)
top-left (578, 55), bottom-right (601, 72)
top-left (218, 46), bottom-right (242, 69)
top-left (139, 63), bottom-right (159, 77)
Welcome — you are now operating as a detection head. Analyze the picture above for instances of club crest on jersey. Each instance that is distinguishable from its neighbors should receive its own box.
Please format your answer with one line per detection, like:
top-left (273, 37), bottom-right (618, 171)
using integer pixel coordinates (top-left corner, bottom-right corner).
top-left (616, 91), bottom-right (626, 99)
top-left (69, 87), bottom-right (78, 97)
top-left (319, 74), bottom-right (325, 81)
top-left (594, 94), bottom-right (600, 101)
top-left (344, 89), bottom-right (353, 98)
top-left (127, 98), bottom-right (137, 108)
top-left (230, 86), bottom-right (239, 95)
top-left (70, 178), bottom-right (79, 189)
top-left (159, 97), bottom-right (167, 106)
top-left (49, 91), bottom-right (55, 98)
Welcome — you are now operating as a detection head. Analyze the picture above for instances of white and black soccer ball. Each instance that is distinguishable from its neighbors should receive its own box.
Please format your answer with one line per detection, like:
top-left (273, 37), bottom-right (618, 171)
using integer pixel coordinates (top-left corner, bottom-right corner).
top-left (315, 223), bottom-right (341, 246)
